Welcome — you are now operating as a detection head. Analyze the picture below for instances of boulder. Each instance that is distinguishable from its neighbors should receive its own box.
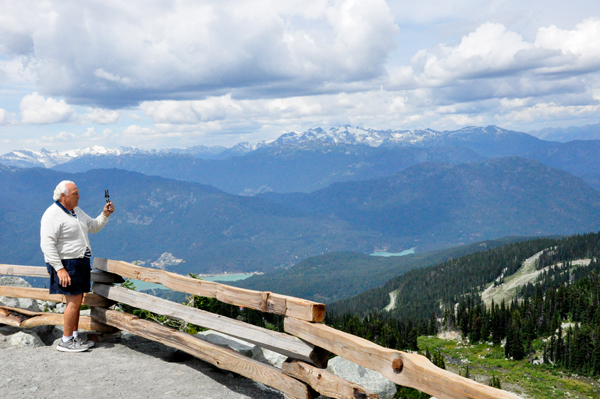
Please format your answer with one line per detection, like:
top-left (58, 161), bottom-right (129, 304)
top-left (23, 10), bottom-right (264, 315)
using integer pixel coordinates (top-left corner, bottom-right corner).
top-left (326, 356), bottom-right (396, 399)
top-left (53, 303), bottom-right (67, 314)
top-left (195, 330), bottom-right (290, 368)
top-left (195, 330), bottom-right (254, 357)
top-left (0, 276), bottom-right (40, 312)
top-left (251, 346), bottom-right (287, 368)
top-left (8, 331), bottom-right (45, 348)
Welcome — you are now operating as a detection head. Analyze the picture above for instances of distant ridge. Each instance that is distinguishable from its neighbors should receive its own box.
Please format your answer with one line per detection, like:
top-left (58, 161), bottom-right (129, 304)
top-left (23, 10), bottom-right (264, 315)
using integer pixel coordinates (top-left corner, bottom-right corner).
top-left (529, 122), bottom-right (600, 142)
top-left (260, 157), bottom-right (600, 250)
top-left (0, 124), bottom-right (540, 169)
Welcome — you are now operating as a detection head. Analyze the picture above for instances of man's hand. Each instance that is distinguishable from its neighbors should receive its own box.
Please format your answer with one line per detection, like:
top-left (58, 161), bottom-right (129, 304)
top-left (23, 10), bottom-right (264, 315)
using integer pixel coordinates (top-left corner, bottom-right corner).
top-left (103, 201), bottom-right (115, 217)
top-left (57, 269), bottom-right (71, 287)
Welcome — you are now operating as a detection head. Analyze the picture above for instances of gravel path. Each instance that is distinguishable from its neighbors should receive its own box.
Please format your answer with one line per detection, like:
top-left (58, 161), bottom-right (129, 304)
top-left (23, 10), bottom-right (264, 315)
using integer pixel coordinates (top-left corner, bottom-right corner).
top-left (0, 329), bottom-right (284, 399)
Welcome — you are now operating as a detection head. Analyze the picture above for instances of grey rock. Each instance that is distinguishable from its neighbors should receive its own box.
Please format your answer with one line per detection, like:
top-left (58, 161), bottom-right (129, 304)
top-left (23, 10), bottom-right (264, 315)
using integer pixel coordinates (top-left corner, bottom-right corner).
top-left (37, 300), bottom-right (58, 312)
top-left (326, 356), bottom-right (396, 399)
top-left (0, 276), bottom-right (31, 288)
top-left (54, 303), bottom-right (67, 314)
top-left (44, 327), bottom-right (64, 345)
top-left (0, 297), bottom-right (40, 312)
top-left (251, 346), bottom-right (287, 368)
top-left (0, 326), bottom-right (21, 336)
top-left (195, 330), bottom-right (255, 357)
top-left (8, 332), bottom-right (45, 348)
top-left (80, 309), bottom-right (91, 317)
top-left (0, 277), bottom-right (40, 311)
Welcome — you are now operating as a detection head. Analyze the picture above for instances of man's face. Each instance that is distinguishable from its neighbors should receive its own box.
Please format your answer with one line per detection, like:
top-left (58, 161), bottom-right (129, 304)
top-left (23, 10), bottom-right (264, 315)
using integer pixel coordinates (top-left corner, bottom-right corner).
top-left (61, 183), bottom-right (80, 210)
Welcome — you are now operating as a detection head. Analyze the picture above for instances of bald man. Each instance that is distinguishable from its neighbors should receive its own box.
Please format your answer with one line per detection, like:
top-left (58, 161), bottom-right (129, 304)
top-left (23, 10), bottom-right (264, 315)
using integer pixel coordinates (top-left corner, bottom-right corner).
top-left (41, 180), bottom-right (114, 352)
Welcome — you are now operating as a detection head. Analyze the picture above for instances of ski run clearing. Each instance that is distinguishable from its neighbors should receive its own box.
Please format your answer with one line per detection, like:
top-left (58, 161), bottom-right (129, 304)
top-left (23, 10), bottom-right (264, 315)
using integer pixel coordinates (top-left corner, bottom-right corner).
top-left (481, 250), bottom-right (591, 307)
top-left (383, 250), bottom-right (592, 312)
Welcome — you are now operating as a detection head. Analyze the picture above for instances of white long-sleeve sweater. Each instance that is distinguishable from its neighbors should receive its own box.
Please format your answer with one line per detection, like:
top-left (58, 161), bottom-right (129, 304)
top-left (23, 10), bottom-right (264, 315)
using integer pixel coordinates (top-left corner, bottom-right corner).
top-left (40, 202), bottom-right (109, 271)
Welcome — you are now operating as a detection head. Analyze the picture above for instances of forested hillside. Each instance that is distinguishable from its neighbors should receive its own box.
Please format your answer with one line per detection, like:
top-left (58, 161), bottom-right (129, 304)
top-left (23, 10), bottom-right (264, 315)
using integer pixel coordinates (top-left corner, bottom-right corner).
top-left (0, 167), bottom-right (389, 273)
top-left (234, 236), bottom-right (530, 303)
top-left (326, 231), bottom-right (600, 384)
top-left (262, 157), bottom-right (600, 251)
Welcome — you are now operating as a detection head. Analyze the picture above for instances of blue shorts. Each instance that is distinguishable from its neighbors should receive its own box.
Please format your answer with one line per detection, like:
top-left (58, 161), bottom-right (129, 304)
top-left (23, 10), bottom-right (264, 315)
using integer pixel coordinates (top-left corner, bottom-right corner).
top-left (47, 258), bottom-right (91, 296)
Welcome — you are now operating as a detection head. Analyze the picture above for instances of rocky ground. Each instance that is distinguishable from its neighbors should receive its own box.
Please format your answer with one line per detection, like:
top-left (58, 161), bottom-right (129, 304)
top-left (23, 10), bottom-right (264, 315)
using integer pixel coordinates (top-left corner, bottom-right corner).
top-left (0, 327), bottom-right (285, 399)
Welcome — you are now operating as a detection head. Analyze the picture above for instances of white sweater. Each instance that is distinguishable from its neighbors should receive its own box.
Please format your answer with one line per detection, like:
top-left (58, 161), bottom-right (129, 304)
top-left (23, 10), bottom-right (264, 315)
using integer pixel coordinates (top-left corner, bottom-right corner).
top-left (40, 202), bottom-right (109, 271)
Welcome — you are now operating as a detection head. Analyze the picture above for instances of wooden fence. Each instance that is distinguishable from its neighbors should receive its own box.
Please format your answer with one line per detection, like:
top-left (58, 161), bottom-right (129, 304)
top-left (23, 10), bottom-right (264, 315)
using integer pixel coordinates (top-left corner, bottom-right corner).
top-left (1, 260), bottom-right (519, 399)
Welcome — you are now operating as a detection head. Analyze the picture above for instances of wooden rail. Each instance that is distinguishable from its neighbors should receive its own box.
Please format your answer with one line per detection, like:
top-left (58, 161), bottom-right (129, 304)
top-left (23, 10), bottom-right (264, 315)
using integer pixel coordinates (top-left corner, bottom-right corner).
top-left (0, 264), bottom-right (124, 284)
top-left (2, 259), bottom-right (521, 399)
top-left (92, 307), bottom-right (316, 399)
top-left (93, 258), bottom-right (325, 322)
top-left (92, 282), bottom-right (328, 367)
top-left (0, 306), bottom-right (115, 332)
top-left (0, 286), bottom-right (113, 307)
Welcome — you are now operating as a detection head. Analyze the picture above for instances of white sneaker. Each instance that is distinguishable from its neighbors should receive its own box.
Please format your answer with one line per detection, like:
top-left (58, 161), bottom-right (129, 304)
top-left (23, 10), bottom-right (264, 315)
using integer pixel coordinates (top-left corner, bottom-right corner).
top-left (57, 337), bottom-right (91, 352)
top-left (74, 335), bottom-right (95, 348)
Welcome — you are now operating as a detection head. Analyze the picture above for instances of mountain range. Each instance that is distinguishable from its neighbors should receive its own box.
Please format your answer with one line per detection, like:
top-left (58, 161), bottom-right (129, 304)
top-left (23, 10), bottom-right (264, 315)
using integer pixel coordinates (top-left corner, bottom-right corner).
top-left (260, 157), bottom-right (600, 250)
top-left (2, 156), bottom-right (599, 276)
top-left (0, 166), bottom-right (395, 273)
top-left (528, 122), bottom-right (600, 142)
top-left (1, 125), bottom-right (598, 196)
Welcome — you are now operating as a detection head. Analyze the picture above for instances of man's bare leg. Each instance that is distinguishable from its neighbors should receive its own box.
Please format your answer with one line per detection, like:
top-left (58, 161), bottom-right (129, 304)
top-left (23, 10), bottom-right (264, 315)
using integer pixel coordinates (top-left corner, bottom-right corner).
top-left (63, 294), bottom-right (83, 338)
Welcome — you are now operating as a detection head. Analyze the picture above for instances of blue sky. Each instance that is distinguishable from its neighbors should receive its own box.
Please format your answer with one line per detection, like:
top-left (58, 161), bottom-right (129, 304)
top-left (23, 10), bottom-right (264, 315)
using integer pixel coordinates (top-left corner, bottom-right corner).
top-left (1, 0), bottom-right (600, 152)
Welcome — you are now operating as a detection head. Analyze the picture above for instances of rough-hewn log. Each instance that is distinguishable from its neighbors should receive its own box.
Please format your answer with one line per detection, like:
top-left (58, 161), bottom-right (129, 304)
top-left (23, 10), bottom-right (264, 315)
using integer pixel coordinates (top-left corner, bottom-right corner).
top-left (93, 258), bottom-right (325, 322)
top-left (0, 305), bottom-right (115, 331)
top-left (0, 264), bottom-right (125, 283)
top-left (284, 317), bottom-right (520, 399)
top-left (0, 286), bottom-right (113, 307)
top-left (282, 359), bottom-right (379, 399)
top-left (92, 283), bottom-right (328, 367)
top-left (91, 307), bottom-right (315, 399)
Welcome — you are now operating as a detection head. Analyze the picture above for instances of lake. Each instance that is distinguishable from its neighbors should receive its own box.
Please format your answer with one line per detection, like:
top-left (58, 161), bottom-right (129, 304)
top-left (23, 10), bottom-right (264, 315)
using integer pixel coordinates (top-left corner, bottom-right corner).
top-left (370, 248), bottom-right (416, 257)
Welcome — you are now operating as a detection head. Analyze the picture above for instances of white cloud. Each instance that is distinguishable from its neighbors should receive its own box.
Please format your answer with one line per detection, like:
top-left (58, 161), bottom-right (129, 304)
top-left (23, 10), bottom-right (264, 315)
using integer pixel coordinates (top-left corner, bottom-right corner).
top-left (2, 1), bottom-right (600, 148)
top-left (0, 0), bottom-right (398, 107)
top-left (20, 92), bottom-right (76, 124)
top-left (505, 102), bottom-right (600, 122)
top-left (0, 108), bottom-right (18, 125)
top-left (535, 18), bottom-right (600, 72)
top-left (80, 108), bottom-right (121, 124)
top-left (23, 131), bottom-right (78, 148)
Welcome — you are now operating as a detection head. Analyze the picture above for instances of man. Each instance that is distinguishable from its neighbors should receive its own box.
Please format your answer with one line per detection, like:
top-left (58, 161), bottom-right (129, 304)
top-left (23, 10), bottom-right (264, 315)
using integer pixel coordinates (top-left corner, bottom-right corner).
top-left (40, 180), bottom-right (115, 352)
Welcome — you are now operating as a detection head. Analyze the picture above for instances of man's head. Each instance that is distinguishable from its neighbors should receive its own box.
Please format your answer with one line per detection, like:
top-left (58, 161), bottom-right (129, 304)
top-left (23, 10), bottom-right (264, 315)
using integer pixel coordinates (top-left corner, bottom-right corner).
top-left (53, 180), bottom-right (79, 211)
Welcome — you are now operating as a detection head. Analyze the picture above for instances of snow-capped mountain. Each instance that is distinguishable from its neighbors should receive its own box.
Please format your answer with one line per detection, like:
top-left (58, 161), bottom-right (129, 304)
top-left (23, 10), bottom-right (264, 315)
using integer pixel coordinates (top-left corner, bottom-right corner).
top-left (256, 125), bottom-right (527, 149)
top-left (256, 126), bottom-right (439, 148)
top-left (0, 146), bottom-right (153, 168)
top-left (0, 125), bottom-right (539, 169)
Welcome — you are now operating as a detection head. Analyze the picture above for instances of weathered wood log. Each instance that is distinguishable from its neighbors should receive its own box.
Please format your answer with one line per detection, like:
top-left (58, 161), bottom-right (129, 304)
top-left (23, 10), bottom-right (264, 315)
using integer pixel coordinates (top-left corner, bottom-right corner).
top-left (92, 283), bottom-right (328, 367)
top-left (0, 305), bottom-right (115, 331)
top-left (0, 264), bottom-right (125, 283)
top-left (91, 307), bottom-right (315, 399)
top-left (0, 286), bottom-right (113, 307)
top-left (93, 258), bottom-right (325, 322)
top-left (284, 317), bottom-right (521, 399)
top-left (282, 359), bottom-right (379, 399)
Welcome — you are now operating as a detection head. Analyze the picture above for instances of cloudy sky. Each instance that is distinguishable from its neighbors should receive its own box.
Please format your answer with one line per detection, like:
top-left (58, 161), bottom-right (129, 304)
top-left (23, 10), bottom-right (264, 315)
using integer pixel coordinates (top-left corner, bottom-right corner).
top-left (1, 0), bottom-right (600, 152)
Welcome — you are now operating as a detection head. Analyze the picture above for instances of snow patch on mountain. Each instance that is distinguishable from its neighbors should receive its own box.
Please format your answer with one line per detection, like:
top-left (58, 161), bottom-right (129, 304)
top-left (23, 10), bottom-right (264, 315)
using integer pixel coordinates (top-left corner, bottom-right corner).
top-left (0, 125), bottom-right (523, 169)
top-left (0, 146), bottom-right (154, 168)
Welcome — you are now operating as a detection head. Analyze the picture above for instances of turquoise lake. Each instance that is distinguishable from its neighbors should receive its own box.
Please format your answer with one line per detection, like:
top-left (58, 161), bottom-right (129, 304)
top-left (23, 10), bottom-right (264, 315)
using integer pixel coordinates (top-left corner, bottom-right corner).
top-left (370, 248), bottom-right (416, 257)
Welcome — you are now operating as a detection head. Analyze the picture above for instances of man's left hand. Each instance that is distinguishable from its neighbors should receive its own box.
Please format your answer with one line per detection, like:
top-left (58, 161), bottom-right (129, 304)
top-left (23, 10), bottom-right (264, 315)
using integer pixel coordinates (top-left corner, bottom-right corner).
top-left (103, 201), bottom-right (115, 217)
